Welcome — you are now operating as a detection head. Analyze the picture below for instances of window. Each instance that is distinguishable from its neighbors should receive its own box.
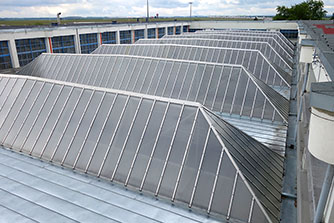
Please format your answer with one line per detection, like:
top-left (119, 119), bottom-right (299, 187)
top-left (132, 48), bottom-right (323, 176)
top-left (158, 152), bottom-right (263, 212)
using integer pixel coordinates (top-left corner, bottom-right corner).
top-left (158, 28), bottom-right (165, 38)
top-left (280, 29), bottom-right (298, 39)
top-left (101, 32), bottom-right (116, 44)
top-left (51, 35), bottom-right (75, 53)
top-left (120, 30), bottom-right (132, 44)
top-left (168, 27), bottom-right (174, 35)
top-left (15, 38), bottom-right (46, 66)
top-left (80, 33), bottom-right (98, 54)
top-left (147, 28), bottom-right (156, 39)
top-left (134, 29), bottom-right (145, 42)
top-left (0, 41), bottom-right (12, 70)
top-left (183, 26), bottom-right (189, 33)
top-left (175, 26), bottom-right (181, 35)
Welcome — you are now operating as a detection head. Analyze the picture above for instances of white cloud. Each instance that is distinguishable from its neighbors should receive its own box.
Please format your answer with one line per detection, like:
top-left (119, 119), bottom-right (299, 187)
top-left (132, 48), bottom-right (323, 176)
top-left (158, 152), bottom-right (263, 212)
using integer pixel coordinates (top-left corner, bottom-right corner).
top-left (0, 0), bottom-right (333, 17)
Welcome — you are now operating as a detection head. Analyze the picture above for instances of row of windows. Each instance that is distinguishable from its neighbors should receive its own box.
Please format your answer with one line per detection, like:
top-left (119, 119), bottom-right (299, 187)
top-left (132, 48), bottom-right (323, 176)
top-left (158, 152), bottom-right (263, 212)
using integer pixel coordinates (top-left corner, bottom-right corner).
top-left (0, 41), bottom-right (12, 70)
top-left (0, 25), bottom-right (189, 69)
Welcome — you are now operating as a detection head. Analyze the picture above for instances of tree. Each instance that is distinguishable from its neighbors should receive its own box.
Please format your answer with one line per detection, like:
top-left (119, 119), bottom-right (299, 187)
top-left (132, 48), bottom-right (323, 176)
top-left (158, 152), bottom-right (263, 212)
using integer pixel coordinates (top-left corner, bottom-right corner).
top-left (273, 0), bottom-right (327, 20)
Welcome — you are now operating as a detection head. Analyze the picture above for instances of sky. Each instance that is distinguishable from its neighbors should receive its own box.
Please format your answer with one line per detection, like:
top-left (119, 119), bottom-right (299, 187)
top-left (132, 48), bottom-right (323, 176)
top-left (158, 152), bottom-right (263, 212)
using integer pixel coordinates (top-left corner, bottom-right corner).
top-left (0, 0), bottom-right (333, 18)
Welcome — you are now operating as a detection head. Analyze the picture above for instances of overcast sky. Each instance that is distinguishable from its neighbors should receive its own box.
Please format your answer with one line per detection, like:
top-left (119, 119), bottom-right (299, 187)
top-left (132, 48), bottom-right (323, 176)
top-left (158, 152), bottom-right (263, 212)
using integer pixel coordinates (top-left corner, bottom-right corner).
top-left (0, 0), bottom-right (333, 18)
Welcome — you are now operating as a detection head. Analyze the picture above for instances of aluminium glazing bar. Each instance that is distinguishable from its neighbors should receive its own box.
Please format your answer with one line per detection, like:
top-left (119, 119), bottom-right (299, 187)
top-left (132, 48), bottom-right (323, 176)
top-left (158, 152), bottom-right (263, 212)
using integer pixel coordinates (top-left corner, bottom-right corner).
top-left (168, 61), bottom-right (184, 98)
top-left (72, 92), bottom-right (106, 169)
top-left (85, 93), bottom-right (118, 173)
top-left (210, 66), bottom-right (225, 111)
top-left (202, 65), bottom-right (217, 106)
top-left (219, 67), bottom-right (234, 113)
top-left (155, 104), bottom-right (185, 196)
top-left (188, 127), bottom-right (211, 208)
top-left (194, 64), bottom-right (208, 102)
top-left (226, 172), bottom-right (239, 220)
top-left (139, 60), bottom-right (154, 93)
top-left (171, 107), bottom-right (199, 201)
top-left (111, 97), bottom-right (143, 181)
top-left (39, 87), bottom-right (74, 158)
top-left (207, 148), bottom-right (225, 214)
top-left (125, 100), bottom-right (156, 186)
top-left (97, 95), bottom-right (130, 177)
top-left (29, 85), bottom-right (64, 155)
top-left (0, 79), bottom-right (26, 129)
top-left (248, 197), bottom-right (255, 223)
top-left (60, 90), bottom-right (95, 165)
top-left (124, 58), bottom-right (139, 90)
top-left (229, 69), bottom-right (243, 114)
top-left (50, 88), bottom-right (85, 161)
top-left (19, 83), bottom-right (55, 152)
top-left (139, 102), bottom-right (170, 191)
top-left (2, 81), bottom-right (36, 144)
top-left (10, 81), bottom-right (45, 149)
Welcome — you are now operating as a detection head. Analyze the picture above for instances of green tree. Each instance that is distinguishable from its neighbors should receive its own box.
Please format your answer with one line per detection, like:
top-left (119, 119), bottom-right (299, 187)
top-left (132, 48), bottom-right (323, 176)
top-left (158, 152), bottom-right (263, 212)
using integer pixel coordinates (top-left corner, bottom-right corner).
top-left (273, 0), bottom-right (327, 20)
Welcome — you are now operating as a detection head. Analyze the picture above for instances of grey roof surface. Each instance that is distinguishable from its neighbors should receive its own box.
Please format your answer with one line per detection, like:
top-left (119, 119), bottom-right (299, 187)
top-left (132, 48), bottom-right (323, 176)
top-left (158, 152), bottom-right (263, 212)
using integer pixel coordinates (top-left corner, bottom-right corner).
top-left (193, 30), bottom-right (295, 52)
top-left (0, 146), bottom-right (220, 223)
top-left (162, 34), bottom-right (293, 62)
top-left (92, 44), bottom-right (291, 87)
top-left (136, 38), bottom-right (293, 70)
top-left (18, 53), bottom-right (289, 123)
top-left (310, 81), bottom-right (334, 112)
top-left (0, 74), bottom-right (284, 223)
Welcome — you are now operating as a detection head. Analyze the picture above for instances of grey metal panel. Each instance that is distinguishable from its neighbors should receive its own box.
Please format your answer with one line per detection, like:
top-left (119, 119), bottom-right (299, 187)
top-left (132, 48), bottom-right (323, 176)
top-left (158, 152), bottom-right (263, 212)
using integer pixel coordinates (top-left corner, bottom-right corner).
top-left (136, 38), bottom-right (293, 70)
top-left (0, 147), bottom-right (222, 223)
top-left (18, 54), bottom-right (288, 123)
top-left (203, 109), bottom-right (284, 223)
top-left (0, 74), bottom-right (283, 222)
top-left (92, 44), bottom-right (291, 87)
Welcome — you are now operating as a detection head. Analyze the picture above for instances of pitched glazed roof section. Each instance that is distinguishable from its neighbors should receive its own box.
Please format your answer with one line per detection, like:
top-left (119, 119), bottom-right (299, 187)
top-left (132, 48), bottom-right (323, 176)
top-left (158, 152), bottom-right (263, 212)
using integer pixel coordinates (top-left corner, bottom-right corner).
top-left (18, 53), bottom-right (288, 123)
top-left (162, 34), bottom-right (293, 62)
top-left (92, 44), bottom-right (291, 86)
top-left (136, 38), bottom-right (293, 70)
top-left (194, 30), bottom-right (295, 53)
top-left (0, 74), bottom-right (283, 222)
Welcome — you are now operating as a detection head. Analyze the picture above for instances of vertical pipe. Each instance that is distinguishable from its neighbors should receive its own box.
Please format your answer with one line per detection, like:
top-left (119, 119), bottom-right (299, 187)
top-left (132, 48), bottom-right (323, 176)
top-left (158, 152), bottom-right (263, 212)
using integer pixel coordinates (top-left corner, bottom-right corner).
top-left (314, 164), bottom-right (334, 223)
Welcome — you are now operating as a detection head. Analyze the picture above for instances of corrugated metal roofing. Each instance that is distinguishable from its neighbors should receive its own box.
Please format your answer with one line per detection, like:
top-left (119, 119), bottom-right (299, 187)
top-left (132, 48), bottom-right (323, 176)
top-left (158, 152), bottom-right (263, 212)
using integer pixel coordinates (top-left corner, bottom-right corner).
top-left (18, 53), bottom-right (289, 123)
top-left (91, 44), bottom-right (291, 87)
top-left (162, 34), bottom-right (293, 62)
top-left (0, 74), bottom-right (284, 223)
top-left (135, 38), bottom-right (293, 70)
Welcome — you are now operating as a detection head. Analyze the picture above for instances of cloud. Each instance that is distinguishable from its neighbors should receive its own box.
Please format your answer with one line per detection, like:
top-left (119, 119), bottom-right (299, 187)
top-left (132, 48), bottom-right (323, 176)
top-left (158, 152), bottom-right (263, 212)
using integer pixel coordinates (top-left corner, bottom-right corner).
top-left (0, 0), bottom-right (333, 17)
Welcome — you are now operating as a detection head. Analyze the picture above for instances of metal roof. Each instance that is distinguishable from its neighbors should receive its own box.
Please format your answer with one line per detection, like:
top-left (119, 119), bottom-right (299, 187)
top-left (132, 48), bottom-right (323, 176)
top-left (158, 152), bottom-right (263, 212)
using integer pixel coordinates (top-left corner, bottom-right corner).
top-left (162, 34), bottom-right (293, 62)
top-left (193, 30), bottom-right (295, 52)
top-left (0, 146), bottom-right (220, 223)
top-left (91, 44), bottom-right (291, 87)
top-left (135, 38), bottom-right (293, 70)
top-left (18, 53), bottom-right (289, 123)
top-left (0, 74), bottom-right (283, 223)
